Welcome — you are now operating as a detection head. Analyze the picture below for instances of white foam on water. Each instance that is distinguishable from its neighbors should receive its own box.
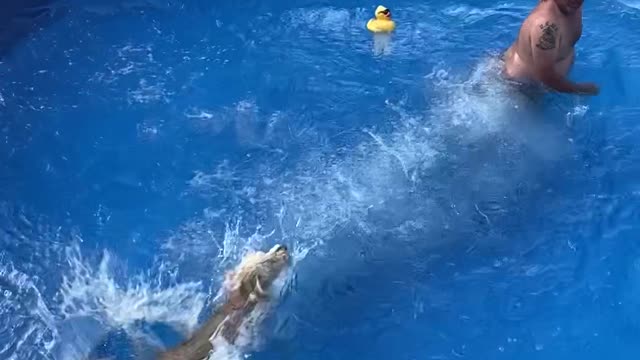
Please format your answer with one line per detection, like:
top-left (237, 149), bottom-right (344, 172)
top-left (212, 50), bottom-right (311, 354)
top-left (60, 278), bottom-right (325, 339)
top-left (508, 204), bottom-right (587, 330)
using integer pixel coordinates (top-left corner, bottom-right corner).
top-left (178, 57), bottom-right (538, 263)
top-left (128, 78), bottom-right (172, 104)
top-left (36, 56), bottom-right (566, 360)
top-left (430, 56), bottom-right (574, 166)
top-left (136, 119), bottom-right (162, 142)
top-left (372, 33), bottom-right (393, 56)
top-left (0, 50), bottom-right (573, 360)
top-left (185, 109), bottom-right (215, 120)
top-left (426, 58), bottom-right (521, 137)
top-left (90, 44), bottom-right (156, 84)
top-left (184, 107), bottom-right (230, 135)
top-left (566, 104), bottom-right (589, 128)
top-left (58, 246), bottom-right (206, 333)
top-left (0, 260), bottom-right (58, 360)
top-left (188, 160), bottom-right (243, 195)
top-left (51, 246), bottom-right (207, 359)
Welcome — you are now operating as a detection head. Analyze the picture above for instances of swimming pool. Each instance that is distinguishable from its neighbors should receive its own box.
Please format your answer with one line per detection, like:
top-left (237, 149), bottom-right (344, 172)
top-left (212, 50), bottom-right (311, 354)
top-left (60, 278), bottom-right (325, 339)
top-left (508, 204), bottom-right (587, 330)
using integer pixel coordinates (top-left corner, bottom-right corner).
top-left (1, 0), bottom-right (640, 358)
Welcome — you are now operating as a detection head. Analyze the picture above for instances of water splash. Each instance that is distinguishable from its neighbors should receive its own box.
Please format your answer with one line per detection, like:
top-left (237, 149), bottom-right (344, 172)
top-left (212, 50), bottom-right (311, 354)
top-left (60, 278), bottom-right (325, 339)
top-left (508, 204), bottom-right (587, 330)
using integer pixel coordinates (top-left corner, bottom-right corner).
top-left (52, 246), bottom-right (206, 359)
top-left (0, 260), bottom-right (58, 360)
top-left (58, 247), bottom-right (206, 332)
top-left (178, 56), bottom-right (568, 265)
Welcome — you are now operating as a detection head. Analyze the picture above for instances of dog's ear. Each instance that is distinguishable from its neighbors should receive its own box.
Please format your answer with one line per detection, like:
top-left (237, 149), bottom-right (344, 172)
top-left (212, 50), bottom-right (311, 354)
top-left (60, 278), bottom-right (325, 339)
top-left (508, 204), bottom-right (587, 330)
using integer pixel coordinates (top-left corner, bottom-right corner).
top-left (237, 272), bottom-right (255, 297)
top-left (254, 277), bottom-right (269, 298)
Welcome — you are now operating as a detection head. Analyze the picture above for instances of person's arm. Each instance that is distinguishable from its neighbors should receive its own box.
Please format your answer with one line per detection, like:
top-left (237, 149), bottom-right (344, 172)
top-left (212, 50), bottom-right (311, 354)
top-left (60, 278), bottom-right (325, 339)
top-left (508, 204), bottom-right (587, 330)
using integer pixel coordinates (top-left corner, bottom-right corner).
top-left (530, 20), bottom-right (598, 95)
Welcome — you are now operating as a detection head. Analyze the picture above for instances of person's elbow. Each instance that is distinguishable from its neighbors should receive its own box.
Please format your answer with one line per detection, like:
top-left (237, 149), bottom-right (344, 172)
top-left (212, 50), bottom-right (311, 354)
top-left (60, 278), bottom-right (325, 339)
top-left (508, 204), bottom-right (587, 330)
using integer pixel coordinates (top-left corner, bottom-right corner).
top-left (536, 67), bottom-right (573, 93)
top-left (536, 67), bottom-right (559, 86)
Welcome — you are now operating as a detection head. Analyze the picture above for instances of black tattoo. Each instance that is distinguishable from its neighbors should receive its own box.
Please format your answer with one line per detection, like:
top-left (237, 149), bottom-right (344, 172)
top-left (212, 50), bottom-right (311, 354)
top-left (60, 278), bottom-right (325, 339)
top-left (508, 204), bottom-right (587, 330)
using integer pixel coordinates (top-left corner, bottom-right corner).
top-left (536, 22), bottom-right (558, 50)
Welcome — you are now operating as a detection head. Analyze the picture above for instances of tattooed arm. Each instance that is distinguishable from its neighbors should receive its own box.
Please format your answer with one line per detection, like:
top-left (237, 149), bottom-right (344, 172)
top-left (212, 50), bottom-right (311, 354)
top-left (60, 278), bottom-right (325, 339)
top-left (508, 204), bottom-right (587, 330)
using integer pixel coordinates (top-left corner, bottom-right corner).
top-left (531, 20), bottom-right (598, 95)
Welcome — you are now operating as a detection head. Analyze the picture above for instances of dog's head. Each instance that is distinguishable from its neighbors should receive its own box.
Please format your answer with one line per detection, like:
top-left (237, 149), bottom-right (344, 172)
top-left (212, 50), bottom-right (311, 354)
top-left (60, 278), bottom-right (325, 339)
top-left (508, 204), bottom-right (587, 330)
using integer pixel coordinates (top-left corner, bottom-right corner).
top-left (225, 244), bottom-right (290, 303)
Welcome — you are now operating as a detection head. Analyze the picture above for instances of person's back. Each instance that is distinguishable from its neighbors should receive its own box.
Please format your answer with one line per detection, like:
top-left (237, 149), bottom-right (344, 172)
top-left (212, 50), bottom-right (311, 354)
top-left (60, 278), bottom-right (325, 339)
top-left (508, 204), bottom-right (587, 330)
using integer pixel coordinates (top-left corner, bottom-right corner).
top-left (503, 0), bottom-right (598, 95)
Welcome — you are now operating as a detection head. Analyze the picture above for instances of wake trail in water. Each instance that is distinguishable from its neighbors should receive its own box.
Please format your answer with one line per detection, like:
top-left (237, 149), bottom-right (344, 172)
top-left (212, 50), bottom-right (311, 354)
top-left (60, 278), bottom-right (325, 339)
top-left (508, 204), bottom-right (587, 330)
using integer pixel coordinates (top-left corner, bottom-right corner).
top-left (0, 53), bottom-right (585, 359)
top-left (159, 58), bottom-right (580, 344)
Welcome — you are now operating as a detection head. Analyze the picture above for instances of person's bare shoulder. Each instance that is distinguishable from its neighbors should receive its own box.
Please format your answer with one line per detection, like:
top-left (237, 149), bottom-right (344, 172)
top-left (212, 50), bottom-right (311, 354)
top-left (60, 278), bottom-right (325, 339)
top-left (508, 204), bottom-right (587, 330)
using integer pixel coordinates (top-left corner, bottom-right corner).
top-left (524, 9), bottom-right (553, 31)
top-left (523, 11), bottom-right (561, 51)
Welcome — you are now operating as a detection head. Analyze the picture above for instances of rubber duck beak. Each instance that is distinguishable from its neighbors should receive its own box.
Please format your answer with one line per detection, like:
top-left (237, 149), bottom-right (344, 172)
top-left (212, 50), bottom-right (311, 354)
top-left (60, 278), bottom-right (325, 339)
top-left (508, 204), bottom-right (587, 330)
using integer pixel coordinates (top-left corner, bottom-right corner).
top-left (375, 5), bottom-right (391, 20)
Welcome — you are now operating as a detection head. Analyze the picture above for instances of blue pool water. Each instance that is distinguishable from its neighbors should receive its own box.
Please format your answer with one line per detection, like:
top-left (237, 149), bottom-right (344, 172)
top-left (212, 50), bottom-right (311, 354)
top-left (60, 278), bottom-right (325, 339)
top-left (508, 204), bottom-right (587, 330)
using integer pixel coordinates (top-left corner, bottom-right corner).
top-left (1, 0), bottom-right (640, 359)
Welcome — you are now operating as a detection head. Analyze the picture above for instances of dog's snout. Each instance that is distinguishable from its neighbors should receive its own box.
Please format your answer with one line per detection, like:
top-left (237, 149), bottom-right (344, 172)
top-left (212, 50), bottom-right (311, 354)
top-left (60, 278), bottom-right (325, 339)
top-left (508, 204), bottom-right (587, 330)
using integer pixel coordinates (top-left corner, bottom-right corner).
top-left (275, 244), bottom-right (287, 252)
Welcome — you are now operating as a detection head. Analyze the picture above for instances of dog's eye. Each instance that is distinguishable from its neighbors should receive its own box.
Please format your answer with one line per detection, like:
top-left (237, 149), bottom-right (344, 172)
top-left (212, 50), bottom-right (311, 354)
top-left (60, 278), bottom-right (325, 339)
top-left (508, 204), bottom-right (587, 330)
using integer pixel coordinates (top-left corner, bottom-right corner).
top-left (275, 245), bottom-right (287, 252)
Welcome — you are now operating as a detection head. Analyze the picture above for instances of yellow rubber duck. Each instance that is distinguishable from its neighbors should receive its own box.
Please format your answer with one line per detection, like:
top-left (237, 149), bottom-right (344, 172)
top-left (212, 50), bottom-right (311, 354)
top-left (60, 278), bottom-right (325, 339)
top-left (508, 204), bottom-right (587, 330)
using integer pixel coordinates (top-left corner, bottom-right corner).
top-left (366, 5), bottom-right (396, 33)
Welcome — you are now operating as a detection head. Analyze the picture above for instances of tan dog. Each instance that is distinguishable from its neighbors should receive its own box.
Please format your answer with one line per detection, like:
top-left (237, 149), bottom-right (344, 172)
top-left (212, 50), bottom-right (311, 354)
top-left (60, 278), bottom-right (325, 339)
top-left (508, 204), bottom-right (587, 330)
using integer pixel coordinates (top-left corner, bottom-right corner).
top-left (158, 244), bottom-right (290, 360)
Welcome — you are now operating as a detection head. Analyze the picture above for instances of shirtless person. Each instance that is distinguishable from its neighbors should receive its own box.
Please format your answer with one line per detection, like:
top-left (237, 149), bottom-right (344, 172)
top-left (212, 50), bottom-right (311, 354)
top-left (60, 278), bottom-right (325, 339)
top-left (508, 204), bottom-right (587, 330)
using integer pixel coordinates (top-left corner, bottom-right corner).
top-left (503, 0), bottom-right (599, 95)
